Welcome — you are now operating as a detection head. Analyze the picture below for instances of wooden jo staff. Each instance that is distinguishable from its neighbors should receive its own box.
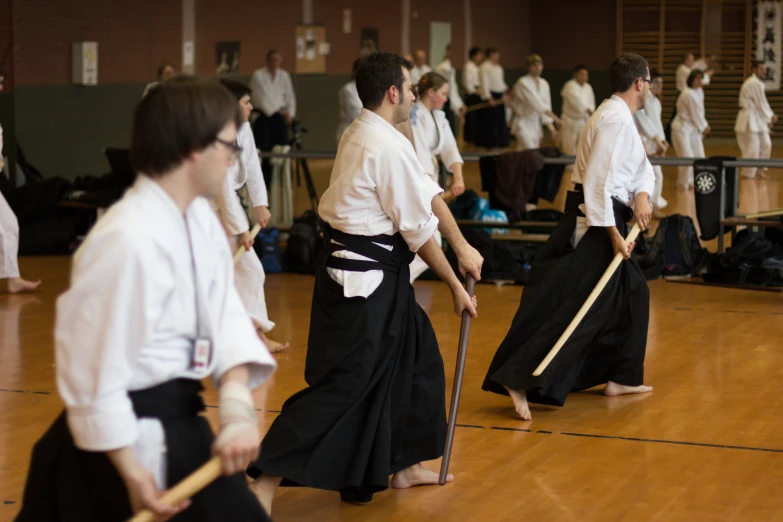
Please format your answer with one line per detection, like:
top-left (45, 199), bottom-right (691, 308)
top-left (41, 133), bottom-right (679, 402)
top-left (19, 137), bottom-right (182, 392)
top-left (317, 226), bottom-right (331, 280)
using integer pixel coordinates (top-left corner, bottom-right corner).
top-left (439, 274), bottom-right (476, 485)
top-left (532, 224), bottom-right (641, 377)
top-left (745, 208), bottom-right (783, 219)
top-left (130, 223), bottom-right (263, 521)
top-left (128, 457), bottom-right (222, 522)
top-left (232, 223), bottom-right (262, 264)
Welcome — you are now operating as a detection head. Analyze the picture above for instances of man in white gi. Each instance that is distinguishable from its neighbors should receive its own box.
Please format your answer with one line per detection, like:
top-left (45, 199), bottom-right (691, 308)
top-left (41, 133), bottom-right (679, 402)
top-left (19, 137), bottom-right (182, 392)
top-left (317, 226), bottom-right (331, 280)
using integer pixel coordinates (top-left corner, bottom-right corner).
top-left (634, 71), bottom-right (669, 211)
top-left (250, 49), bottom-right (297, 190)
top-left (248, 52), bottom-right (482, 514)
top-left (410, 49), bottom-right (432, 90)
top-left (511, 54), bottom-right (562, 150)
top-left (735, 60), bottom-right (778, 179)
top-left (0, 70), bottom-right (41, 294)
top-left (484, 53), bottom-right (654, 421)
top-left (559, 65), bottom-right (596, 158)
top-left (217, 78), bottom-right (287, 352)
top-left (16, 77), bottom-right (277, 521)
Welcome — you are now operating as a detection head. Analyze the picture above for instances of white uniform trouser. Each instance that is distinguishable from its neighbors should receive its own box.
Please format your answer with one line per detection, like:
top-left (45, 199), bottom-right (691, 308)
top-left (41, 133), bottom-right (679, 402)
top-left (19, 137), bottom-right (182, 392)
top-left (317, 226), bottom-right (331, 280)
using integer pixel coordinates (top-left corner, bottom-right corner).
top-left (652, 165), bottom-right (666, 209)
top-left (410, 229), bottom-right (442, 283)
top-left (514, 117), bottom-right (543, 151)
top-left (228, 233), bottom-right (275, 333)
top-left (559, 119), bottom-right (586, 157)
top-left (736, 131), bottom-right (771, 179)
top-left (0, 192), bottom-right (20, 279)
top-left (671, 127), bottom-right (705, 187)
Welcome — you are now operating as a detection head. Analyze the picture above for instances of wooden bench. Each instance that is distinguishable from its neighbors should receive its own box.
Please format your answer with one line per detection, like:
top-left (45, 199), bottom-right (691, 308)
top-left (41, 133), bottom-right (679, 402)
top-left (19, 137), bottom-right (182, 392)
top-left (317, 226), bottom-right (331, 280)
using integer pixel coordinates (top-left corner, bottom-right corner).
top-left (719, 216), bottom-right (783, 253)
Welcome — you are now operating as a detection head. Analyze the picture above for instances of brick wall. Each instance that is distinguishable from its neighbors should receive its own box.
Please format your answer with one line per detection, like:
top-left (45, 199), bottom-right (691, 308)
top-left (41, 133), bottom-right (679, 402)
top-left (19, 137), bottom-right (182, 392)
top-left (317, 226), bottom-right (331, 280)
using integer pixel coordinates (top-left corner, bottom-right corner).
top-left (12, 0), bottom-right (182, 86)
top-left (7, 0), bottom-right (543, 85)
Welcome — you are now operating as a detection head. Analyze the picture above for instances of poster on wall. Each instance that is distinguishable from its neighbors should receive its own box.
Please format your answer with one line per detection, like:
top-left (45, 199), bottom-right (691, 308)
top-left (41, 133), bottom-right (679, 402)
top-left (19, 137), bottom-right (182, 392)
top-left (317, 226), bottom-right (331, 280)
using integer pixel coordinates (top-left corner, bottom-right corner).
top-left (295, 26), bottom-right (327, 74)
top-left (215, 41), bottom-right (241, 76)
top-left (360, 28), bottom-right (379, 56)
top-left (757, 1), bottom-right (782, 91)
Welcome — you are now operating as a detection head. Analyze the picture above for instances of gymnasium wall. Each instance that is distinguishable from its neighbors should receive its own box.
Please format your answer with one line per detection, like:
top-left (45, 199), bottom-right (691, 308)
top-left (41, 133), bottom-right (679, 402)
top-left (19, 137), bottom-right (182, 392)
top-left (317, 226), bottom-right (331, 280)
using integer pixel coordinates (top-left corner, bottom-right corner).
top-left (1, 0), bottom-right (617, 182)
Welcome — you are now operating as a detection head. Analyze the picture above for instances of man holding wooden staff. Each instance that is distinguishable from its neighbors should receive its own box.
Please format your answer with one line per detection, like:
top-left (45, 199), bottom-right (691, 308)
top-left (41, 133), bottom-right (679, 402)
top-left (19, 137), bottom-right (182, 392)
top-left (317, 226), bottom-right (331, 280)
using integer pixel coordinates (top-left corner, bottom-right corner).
top-left (482, 53), bottom-right (655, 421)
top-left (15, 77), bottom-right (277, 521)
top-left (246, 52), bottom-right (482, 514)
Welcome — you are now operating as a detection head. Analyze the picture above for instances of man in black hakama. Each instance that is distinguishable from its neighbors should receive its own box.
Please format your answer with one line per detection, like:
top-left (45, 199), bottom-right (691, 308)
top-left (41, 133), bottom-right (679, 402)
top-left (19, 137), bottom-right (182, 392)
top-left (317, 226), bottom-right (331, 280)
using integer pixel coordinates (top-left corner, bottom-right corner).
top-left (483, 53), bottom-right (656, 420)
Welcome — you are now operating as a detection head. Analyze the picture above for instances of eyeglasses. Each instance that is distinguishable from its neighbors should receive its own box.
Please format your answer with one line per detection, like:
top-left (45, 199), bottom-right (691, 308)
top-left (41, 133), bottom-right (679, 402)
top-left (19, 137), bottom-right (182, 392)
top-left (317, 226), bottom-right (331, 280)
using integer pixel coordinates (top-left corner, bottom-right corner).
top-left (640, 77), bottom-right (652, 84)
top-left (215, 137), bottom-right (242, 160)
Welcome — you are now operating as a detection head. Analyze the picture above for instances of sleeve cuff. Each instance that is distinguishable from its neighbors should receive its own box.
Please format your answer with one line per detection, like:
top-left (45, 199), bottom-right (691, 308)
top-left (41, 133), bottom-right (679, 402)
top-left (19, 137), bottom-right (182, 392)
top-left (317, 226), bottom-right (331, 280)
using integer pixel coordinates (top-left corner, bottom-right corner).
top-left (213, 341), bottom-right (278, 391)
top-left (401, 214), bottom-right (440, 253)
top-left (66, 394), bottom-right (139, 451)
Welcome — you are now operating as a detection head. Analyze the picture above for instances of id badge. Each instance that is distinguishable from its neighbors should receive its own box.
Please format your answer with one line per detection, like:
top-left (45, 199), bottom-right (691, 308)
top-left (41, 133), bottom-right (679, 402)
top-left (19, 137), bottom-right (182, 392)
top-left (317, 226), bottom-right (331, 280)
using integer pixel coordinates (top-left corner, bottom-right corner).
top-left (193, 338), bottom-right (212, 371)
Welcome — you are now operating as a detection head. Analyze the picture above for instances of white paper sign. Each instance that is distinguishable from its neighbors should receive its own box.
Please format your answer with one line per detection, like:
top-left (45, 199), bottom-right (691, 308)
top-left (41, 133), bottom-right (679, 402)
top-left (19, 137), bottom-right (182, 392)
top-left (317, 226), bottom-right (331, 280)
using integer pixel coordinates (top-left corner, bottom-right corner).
top-left (319, 42), bottom-right (331, 55)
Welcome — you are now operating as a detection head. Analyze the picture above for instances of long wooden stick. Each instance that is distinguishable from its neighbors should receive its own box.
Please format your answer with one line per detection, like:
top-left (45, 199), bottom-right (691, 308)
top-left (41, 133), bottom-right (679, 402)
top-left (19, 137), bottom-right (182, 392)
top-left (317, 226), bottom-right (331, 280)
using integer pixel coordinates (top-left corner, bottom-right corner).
top-left (532, 224), bottom-right (641, 377)
top-left (233, 223), bottom-right (262, 265)
top-left (465, 102), bottom-right (504, 114)
top-left (439, 274), bottom-right (476, 486)
top-left (127, 456), bottom-right (222, 522)
top-left (745, 208), bottom-right (783, 219)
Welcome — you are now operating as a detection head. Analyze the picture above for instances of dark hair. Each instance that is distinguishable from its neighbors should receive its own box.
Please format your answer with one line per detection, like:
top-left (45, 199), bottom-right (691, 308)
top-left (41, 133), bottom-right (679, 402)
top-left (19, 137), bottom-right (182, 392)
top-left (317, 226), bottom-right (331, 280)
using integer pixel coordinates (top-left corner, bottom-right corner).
top-left (609, 53), bottom-right (649, 93)
top-left (573, 64), bottom-right (588, 73)
top-left (468, 47), bottom-right (482, 59)
top-left (650, 70), bottom-right (663, 81)
top-left (351, 58), bottom-right (362, 80)
top-left (355, 52), bottom-right (413, 110)
top-left (219, 78), bottom-right (251, 100)
top-left (683, 52), bottom-right (694, 62)
top-left (418, 72), bottom-right (448, 98)
top-left (266, 48), bottom-right (280, 60)
top-left (156, 62), bottom-right (174, 80)
top-left (686, 69), bottom-right (704, 88)
top-left (485, 47), bottom-right (499, 56)
top-left (0, 66), bottom-right (6, 77)
top-left (131, 76), bottom-right (240, 178)
top-left (751, 60), bottom-right (764, 69)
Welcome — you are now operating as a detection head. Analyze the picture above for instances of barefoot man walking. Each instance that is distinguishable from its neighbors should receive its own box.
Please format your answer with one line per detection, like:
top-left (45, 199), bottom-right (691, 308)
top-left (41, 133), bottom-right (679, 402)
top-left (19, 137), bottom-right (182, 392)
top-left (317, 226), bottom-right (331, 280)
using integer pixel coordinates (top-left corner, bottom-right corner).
top-left (482, 53), bottom-right (655, 420)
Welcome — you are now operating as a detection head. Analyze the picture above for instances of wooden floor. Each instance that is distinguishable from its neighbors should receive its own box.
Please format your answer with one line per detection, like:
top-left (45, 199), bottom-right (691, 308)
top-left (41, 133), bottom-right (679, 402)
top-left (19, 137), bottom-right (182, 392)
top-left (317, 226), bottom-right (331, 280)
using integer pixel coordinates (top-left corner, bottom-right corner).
top-left (2, 140), bottom-right (783, 521)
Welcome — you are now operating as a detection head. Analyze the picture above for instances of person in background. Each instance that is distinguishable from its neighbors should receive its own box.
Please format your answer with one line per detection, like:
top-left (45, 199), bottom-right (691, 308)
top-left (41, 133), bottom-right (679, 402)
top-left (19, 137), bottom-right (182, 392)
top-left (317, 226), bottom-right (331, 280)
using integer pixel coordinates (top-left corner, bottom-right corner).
top-left (335, 58), bottom-right (363, 145)
top-left (250, 49), bottom-right (297, 192)
top-left (0, 69), bottom-right (41, 294)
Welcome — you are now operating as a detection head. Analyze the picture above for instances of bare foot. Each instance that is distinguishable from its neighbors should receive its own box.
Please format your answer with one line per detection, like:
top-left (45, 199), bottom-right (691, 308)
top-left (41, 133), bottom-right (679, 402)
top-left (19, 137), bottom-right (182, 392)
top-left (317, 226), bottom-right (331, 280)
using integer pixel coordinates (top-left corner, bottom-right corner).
top-left (258, 330), bottom-right (289, 353)
top-left (758, 171), bottom-right (770, 180)
top-left (504, 386), bottom-right (532, 420)
top-left (6, 277), bottom-right (41, 294)
top-left (391, 463), bottom-right (451, 489)
top-left (603, 381), bottom-right (653, 397)
top-left (250, 475), bottom-right (282, 516)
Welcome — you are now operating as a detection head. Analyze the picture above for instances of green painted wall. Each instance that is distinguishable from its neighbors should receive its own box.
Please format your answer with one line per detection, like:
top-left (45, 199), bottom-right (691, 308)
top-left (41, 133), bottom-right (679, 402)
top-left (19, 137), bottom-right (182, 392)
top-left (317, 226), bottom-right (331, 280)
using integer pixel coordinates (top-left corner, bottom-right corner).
top-left (4, 69), bottom-right (611, 183)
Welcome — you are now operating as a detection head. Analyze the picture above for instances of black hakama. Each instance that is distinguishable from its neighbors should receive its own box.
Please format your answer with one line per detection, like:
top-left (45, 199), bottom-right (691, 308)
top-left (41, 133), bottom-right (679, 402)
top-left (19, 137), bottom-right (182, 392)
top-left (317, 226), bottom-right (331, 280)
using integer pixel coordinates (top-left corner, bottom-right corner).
top-left (463, 93), bottom-right (483, 145)
top-left (482, 189), bottom-right (649, 406)
top-left (246, 227), bottom-right (447, 503)
top-left (253, 111), bottom-right (289, 192)
top-left (473, 92), bottom-right (509, 149)
top-left (16, 379), bottom-right (270, 522)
